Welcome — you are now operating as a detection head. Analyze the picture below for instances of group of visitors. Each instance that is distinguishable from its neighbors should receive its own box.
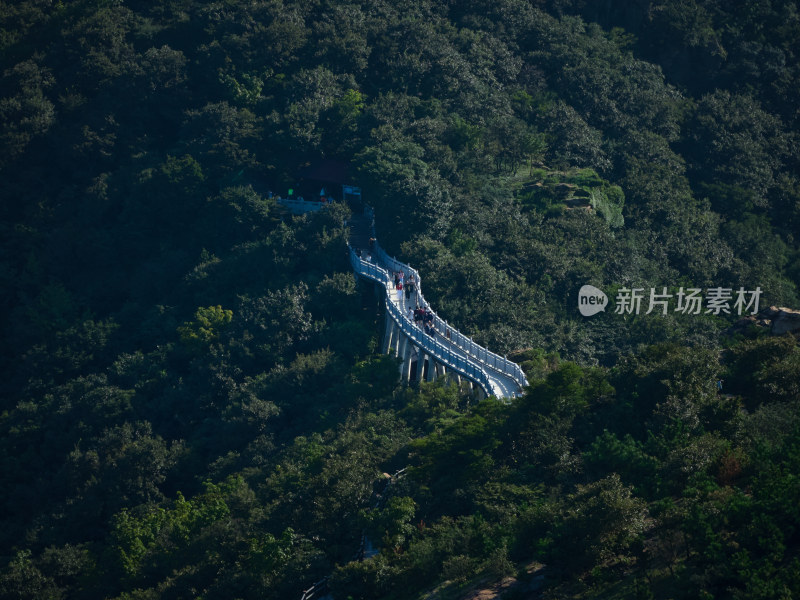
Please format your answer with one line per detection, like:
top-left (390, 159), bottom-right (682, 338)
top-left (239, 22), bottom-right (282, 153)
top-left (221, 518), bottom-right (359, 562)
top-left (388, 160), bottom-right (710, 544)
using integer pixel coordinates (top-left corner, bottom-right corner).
top-left (353, 237), bottom-right (459, 345)
top-left (360, 251), bottom-right (435, 338)
top-left (410, 306), bottom-right (436, 336)
top-left (393, 271), bottom-right (418, 306)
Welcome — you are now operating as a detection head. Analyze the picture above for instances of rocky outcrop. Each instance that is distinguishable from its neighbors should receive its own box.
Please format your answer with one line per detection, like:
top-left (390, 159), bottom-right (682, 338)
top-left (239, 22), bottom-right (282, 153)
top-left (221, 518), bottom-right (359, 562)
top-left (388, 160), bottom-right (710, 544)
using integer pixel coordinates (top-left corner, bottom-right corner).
top-left (727, 306), bottom-right (800, 337)
top-left (768, 306), bottom-right (800, 336)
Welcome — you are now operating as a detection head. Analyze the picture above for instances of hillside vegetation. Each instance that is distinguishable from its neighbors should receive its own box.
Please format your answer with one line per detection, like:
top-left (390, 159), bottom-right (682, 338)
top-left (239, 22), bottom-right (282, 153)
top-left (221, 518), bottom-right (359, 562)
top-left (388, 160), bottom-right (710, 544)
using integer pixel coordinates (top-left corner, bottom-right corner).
top-left (1, 1), bottom-right (799, 598)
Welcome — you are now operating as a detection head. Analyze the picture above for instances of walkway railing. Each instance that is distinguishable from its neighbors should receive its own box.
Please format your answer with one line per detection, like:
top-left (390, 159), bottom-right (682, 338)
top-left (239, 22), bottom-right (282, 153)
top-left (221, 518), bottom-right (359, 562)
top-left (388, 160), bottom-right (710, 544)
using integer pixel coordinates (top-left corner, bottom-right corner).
top-left (349, 248), bottom-right (493, 397)
top-left (361, 207), bottom-right (528, 393)
top-left (299, 577), bottom-right (328, 600)
top-left (278, 197), bottom-right (327, 214)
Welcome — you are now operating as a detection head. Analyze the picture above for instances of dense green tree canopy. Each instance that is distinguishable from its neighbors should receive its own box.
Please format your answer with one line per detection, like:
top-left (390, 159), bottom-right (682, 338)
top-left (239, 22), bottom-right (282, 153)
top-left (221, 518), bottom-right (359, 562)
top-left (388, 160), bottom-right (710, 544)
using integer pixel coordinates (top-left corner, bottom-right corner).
top-left (1, 0), bottom-right (799, 598)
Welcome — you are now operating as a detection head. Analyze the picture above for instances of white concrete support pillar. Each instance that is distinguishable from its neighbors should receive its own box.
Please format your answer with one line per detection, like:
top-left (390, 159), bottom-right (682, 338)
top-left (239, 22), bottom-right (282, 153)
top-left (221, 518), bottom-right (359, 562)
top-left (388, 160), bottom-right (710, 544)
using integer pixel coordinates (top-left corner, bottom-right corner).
top-left (381, 315), bottom-right (393, 354)
top-left (416, 351), bottom-right (426, 382)
top-left (474, 385), bottom-right (486, 401)
top-left (398, 333), bottom-right (414, 362)
top-left (396, 331), bottom-right (408, 364)
top-left (434, 362), bottom-right (443, 378)
top-left (400, 341), bottom-right (414, 380)
top-left (426, 357), bottom-right (437, 382)
top-left (409, 347), bottom-right (420, 382)
top-left (392, 321), bottom-right (406, 358)
top-left (443, 370), bottom-right (458, 388)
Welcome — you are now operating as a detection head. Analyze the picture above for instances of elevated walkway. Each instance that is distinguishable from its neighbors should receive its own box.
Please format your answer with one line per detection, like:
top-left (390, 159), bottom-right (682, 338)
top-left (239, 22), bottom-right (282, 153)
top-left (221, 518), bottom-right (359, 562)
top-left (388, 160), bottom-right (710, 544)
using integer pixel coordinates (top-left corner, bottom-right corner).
top-left (277, 197), bottom-right (328, 214)
top-left (348, 207), bottom-right (527, 400)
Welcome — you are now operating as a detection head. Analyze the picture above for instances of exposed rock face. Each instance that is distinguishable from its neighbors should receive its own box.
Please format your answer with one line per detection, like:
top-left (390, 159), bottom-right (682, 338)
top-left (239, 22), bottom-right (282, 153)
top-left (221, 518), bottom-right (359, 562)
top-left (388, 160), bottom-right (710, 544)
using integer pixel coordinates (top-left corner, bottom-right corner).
top-left (726, 306), bottom-right (800, 337)
top-left (762, 306), bottom-right (781, 319)
top-left (771, 307), bottom-right (800, 335)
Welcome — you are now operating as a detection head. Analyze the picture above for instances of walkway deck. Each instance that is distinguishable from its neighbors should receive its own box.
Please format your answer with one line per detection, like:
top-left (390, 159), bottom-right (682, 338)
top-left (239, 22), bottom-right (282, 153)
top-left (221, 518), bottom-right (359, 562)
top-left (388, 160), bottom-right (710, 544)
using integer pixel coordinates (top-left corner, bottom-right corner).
top-left (348, 208), bottom-right (527, 399)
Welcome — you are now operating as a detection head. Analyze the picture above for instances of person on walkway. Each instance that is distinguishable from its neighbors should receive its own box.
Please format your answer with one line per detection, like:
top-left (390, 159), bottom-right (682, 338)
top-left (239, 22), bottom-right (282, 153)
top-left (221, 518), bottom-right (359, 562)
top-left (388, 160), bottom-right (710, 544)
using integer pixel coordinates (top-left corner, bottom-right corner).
top-left (396, 280), bottom-right (403, 306)
top-left (405, 275), bottom-right (415, 301)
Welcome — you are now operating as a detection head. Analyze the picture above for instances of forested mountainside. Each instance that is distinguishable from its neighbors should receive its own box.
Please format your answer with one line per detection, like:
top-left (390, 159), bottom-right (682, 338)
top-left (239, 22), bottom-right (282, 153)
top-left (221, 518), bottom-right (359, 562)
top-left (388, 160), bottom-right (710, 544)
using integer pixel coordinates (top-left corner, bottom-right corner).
top-left (1, 1), bottom-right (800, 598)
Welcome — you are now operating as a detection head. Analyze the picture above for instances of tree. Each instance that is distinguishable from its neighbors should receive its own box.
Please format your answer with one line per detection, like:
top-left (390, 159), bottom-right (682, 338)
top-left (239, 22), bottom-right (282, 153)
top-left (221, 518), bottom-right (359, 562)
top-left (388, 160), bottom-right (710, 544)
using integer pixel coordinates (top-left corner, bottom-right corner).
top-left (177, 305), bottom-right (233, 351)
top-left (355, 138), bottom-right (453, 246)
top-left (542, 101), bottom-right (610, 171)
top-left (726, 336), bottom-right (800, 407)
top-left (0, 550), bottom-right (61, 600)
top-left (180, 102), bottom-right (258, 180)
top-left (553, 474), bottom-right (649, 570)
top-left (721, 214), bottom-right (798, 307)
top-left (234, 285), bottom-right (313, 364)
top-left (0, 59), bottom-right (55, 168)
top-left (364, 496), bottom-right (417, 551)
top-left (584, 430), bottom-right (661, 496)
top-left (686, 90), bottom-right (789, 205)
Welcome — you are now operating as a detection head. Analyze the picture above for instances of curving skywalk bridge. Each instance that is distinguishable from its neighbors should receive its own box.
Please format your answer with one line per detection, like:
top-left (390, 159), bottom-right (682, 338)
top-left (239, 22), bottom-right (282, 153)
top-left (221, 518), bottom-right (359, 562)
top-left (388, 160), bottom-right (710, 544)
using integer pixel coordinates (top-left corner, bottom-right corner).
top-left (347, 207), bottom-right (528, 400)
